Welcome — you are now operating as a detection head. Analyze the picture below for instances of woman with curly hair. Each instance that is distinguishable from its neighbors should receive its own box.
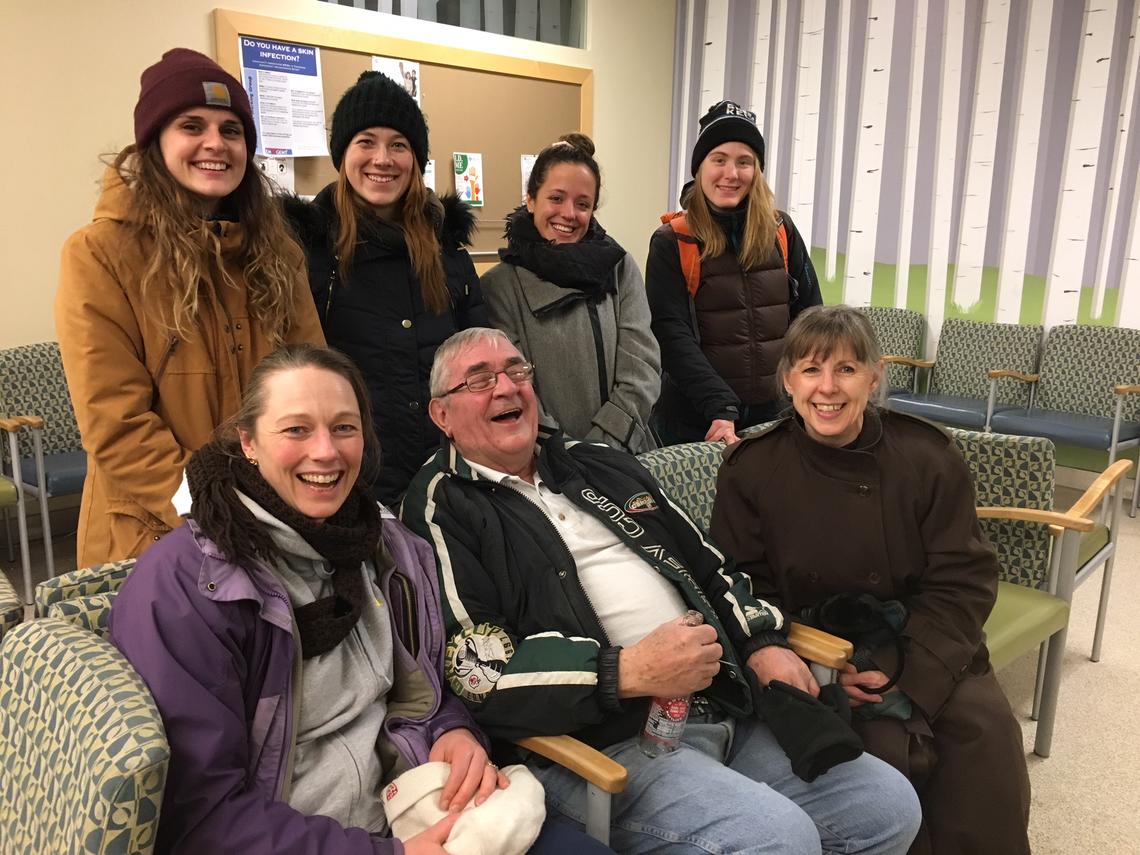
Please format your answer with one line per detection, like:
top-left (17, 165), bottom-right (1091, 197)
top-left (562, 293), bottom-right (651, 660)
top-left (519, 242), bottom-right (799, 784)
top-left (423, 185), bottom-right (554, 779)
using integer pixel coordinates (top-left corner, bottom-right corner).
top-left (56, 48), bottom-right (324, 567)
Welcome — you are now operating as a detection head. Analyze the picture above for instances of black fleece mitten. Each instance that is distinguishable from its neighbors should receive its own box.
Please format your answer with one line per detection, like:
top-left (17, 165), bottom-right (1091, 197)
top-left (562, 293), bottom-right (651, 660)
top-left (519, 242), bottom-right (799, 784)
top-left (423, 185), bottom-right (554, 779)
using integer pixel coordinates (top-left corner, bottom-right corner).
top-left (757, 680), bottom-right (864, 782)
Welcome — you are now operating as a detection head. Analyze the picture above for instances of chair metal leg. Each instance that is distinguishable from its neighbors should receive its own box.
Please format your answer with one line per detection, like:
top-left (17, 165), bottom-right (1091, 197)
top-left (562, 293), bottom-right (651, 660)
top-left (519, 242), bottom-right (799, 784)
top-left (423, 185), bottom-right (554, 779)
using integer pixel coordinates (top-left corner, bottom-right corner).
top-left (1131, 466), bottom-right (1138, 518)
top-left (1091, 552), bottom-right (1116, 663)
top-left (30, 431), bottom-right (54, 580)
top-left (7, 434), bottom-right (33, 605)
top-left (1031, 641), bottom-right (1047, 720)
top-left (3, 506), bottom-right (12, 562)
top-left (1033, 627), bottom-right (1068, 758)
top-left (584, 782), bottom-right (612, 844)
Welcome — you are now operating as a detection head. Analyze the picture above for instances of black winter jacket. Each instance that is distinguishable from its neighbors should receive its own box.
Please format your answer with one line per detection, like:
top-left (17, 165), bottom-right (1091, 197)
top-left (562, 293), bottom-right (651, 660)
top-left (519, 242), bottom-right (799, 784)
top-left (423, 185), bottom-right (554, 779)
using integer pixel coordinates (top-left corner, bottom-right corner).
top-left (400, 427), bottom-right (785, 750)
top-left (286, 186), bottom-right (486, 505)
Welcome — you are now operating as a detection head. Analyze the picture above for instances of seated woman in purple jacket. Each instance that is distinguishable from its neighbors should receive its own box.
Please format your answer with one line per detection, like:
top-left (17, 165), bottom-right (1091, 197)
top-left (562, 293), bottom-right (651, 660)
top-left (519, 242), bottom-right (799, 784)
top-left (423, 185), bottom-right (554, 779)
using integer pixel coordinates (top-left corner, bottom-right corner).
top-left (110, 344), bottom-right (609, 855)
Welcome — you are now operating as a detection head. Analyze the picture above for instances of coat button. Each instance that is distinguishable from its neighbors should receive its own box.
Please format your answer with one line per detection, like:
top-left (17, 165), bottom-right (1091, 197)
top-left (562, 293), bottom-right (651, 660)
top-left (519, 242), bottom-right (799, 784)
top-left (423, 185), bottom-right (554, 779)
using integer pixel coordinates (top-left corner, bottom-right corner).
top-left (152, 535), bottom-right (161, 542)
top-left (235, 322), bottom-right (242, 330)
top-left (237, 344), bottom-right (244, 352)
top-left (409, 401), bottom-right (420, 411)
top-left (206, 581), bottom-right (217, 591)
top-left (402, 319), bottom-right (413, 329)
top-left (808, 571), bottom-right (820, 583)
top-left (557, 569), bottom-right (567, 578)
top-left (868, 572), bottom-right (881, 584)
top-left (857, 485), bottom-right (870, 496)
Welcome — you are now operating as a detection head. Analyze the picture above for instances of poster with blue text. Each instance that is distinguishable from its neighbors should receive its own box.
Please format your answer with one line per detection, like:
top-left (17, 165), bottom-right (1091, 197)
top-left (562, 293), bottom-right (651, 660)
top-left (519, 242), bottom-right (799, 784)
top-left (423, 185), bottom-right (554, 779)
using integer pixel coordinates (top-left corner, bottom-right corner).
top-left (239, 37), bottom-right (328, 157)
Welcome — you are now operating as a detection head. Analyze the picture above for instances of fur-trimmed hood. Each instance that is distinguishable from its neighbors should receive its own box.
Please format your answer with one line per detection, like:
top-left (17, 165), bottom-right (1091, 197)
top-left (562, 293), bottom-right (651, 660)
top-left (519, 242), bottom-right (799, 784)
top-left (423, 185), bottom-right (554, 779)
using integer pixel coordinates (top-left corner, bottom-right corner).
top-left (283, 183), bottom-right (477, 252)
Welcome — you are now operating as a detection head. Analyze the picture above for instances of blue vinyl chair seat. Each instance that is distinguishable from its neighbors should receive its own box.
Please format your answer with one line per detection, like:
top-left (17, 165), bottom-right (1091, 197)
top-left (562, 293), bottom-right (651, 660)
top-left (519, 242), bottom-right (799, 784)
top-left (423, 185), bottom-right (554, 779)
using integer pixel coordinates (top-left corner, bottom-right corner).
top-left (990, 408), bottom-right (1140, 450)
top-left (887, 394), bottom-right (1017, 430)
top-left (10, 451), bottom-right (87, 496)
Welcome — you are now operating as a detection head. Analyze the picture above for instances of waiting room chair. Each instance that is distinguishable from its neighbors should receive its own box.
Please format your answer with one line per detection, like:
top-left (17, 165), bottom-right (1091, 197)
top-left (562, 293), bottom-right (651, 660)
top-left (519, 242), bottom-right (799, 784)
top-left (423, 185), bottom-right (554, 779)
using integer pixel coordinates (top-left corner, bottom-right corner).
top-left (884, 318), bottom-right (1042, 430)
top-left (948, 427), bottom-right (1132, 757)
top-left (0, 456), bottom-right (34, 606)
top-left (0, 342), bottom-right (88, 589)
top-left (0, 617), bottom-right (169, 854)
top-left (987, 324), bottom-right (1140, 518)
top-left (858, 306), bottom-right (925, 398)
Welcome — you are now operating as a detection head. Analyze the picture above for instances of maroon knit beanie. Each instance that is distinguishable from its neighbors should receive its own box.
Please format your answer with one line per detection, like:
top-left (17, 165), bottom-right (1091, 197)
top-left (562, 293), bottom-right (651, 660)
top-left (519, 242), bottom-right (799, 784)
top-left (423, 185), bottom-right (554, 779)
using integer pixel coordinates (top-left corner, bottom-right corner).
top-left (134, 48), bottom-right (257, 153)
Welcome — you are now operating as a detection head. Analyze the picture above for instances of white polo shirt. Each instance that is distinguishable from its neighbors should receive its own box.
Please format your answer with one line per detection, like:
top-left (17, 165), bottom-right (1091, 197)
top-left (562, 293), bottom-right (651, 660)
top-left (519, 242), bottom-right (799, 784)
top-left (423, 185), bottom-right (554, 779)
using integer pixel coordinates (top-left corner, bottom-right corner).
top-left (468, 457), bottom-right (687, 648)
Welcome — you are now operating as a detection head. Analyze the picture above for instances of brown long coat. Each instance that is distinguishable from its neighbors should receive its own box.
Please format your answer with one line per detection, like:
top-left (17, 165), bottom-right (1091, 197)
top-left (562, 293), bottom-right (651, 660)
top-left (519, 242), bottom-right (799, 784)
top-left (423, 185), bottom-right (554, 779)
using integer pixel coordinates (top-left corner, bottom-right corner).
top-left (56, 169), bottom-right (324, 567)
top-left (711, 409), bottom-right (1030, 855)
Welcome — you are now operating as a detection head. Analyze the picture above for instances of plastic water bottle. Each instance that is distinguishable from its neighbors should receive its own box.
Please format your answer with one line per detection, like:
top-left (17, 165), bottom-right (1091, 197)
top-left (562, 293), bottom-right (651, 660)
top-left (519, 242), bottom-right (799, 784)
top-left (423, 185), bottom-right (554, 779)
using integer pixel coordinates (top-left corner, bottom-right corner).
top-left (639, 610), bottom-right (705, 757)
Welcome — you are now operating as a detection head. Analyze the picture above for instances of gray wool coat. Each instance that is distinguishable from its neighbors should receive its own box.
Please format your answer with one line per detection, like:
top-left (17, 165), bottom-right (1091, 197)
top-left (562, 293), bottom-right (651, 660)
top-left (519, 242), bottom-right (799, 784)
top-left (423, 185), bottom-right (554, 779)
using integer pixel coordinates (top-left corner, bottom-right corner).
top-left (481, 253), bottom-right (661, 454)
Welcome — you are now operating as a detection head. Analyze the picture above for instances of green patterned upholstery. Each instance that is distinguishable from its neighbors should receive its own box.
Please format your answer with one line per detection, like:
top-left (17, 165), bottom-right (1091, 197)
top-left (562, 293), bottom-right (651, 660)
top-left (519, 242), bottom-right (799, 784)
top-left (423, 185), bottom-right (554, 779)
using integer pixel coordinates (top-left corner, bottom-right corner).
top-left (0, 342), bottom-right (82, 459)
top-left (929, 319), bottom-right (1042, 404)
top-left (47, 593), bottom-right (117, 637)
top-left (0, 573), bottom-right (21, 643)
top-left (636, 442), bottom-right (724, 531)
top-left (35, 559), bottom-right (136, 618)
top-left (859, 306), bottom-right (925, 391)
top-left (947, 428), bottom-right (1055, 589)
top-left (1032, 325), bottom-right (1140, 420)
top-left (0, 618), bottom-right (168, 854)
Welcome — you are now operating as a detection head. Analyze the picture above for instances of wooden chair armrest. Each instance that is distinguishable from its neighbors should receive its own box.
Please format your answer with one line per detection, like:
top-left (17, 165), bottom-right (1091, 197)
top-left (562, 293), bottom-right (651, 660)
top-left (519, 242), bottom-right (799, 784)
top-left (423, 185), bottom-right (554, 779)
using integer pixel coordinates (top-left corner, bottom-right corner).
top-left (1065, 459), bottom-right (1133, 520)
top-left (788, 622), bottom-right (854, 670)
top-left (975, 506), bottom-right (1094, 532)
top-left (1113, 383), bottom-right (1140, 395)
top-left (515, 734), bottom-right (628, 794)
top-left (987, 369), bottom-right (1039, 382)
top-left (881, 355), bottom-right (934, 369)
top-left (0, 415), bottom-right (44, 432)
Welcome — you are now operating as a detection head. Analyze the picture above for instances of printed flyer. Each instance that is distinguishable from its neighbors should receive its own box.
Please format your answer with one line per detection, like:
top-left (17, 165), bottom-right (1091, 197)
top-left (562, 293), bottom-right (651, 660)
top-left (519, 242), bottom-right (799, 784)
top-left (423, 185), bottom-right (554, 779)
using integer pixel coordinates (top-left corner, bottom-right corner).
top-left (372, 56), bottom-right (421, 105)
top-left (239, 37), bottom-right (328, 157)
top-left (453, 153), bottom-right (484, 207)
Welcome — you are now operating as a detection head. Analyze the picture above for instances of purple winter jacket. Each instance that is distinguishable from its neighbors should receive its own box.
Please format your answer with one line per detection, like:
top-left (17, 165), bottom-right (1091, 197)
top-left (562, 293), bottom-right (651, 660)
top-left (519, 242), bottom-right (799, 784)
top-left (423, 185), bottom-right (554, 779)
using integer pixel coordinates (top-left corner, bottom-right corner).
top-left (109, 511), bottom-right (482, 855)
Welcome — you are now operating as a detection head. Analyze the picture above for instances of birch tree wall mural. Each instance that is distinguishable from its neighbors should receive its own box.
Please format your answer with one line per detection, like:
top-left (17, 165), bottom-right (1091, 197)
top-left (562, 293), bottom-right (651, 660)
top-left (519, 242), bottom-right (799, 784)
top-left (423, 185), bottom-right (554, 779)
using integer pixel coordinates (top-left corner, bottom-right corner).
top-left (672, 0), bottom-right (1140, 343)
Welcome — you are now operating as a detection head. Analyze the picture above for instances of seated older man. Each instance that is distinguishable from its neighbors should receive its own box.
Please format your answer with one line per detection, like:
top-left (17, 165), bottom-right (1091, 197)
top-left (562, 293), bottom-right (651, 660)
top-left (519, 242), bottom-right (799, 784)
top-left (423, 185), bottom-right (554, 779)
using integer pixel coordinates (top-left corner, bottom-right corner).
top-left (402, 328), bottom-right (920, 855)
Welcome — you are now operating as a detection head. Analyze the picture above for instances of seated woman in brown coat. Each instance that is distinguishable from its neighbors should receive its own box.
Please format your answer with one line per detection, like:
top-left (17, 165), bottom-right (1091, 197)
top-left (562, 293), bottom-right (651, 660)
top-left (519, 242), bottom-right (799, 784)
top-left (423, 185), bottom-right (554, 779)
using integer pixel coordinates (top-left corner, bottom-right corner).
top-left (710, 305), bottom-right (1030, 855)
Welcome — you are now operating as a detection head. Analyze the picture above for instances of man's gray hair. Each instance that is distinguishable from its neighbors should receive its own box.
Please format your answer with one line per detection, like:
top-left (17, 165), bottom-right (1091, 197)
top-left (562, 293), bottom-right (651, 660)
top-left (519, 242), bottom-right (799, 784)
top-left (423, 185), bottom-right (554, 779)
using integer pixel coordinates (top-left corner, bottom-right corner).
top-left (429, 327), bottom-right (515, 398)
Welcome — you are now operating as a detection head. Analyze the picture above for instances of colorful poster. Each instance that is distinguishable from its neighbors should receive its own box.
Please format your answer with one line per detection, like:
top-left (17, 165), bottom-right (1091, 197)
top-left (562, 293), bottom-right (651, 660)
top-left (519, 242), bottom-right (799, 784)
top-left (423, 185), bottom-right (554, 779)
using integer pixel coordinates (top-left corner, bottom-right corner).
top-left (520, 154), bottom-right (538, 203)
top-left (372, 56), bottom-right (421, 105)
top-left (423, 159), bottom-right (436, 193)
top-left (239, 36), bottom-right (328, 157)
top-left (453, 153), bottom-right (484, 207)
top-left (255, 156), bottom-right (295, 193)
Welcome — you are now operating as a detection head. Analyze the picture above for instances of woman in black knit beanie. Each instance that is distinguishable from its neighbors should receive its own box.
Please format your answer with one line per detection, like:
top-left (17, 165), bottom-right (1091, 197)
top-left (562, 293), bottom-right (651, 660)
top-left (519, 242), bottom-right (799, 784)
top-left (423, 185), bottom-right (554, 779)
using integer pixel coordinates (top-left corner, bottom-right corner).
top-left (285, 71), bottom-right (486, 508)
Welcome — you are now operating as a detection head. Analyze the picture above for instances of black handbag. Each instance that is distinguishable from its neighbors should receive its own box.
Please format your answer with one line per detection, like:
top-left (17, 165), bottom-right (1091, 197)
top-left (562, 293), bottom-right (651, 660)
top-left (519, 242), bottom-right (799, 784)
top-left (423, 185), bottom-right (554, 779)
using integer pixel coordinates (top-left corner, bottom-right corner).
top-left (798, 593), bottom-right (907, 693)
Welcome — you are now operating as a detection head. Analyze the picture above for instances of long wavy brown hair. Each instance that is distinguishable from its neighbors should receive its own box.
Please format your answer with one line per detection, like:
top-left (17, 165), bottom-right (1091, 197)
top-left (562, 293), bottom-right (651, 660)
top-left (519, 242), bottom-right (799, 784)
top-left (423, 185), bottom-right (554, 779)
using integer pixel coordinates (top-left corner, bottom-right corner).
top-left (685, 158), bottom-right (779, 270)
top-left (333, 158), bottom-right (449, 314)
top-left (112, 143), bottom-right (302, 347)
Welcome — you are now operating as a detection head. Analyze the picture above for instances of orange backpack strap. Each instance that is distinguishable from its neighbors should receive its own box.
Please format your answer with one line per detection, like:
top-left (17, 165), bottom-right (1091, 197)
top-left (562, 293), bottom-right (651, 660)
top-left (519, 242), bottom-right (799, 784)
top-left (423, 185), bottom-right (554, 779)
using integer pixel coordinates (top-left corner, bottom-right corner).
top-left (662, 211), bottom-right (702, 297)
top-left (775, 215), bottom-right (789, 273)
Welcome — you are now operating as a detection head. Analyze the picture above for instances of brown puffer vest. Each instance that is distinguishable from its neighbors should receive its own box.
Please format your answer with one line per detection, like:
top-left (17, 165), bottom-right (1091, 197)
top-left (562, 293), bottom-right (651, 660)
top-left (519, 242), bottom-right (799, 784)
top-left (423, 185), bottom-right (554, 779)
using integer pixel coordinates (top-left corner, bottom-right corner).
top-left (693, 248), bottom-right (791, 407)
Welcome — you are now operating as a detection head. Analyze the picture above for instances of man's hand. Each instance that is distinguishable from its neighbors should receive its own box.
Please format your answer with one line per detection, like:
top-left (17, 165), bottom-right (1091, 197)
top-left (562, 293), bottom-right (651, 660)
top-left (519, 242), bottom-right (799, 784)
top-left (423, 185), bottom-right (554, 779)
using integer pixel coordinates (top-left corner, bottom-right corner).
top-left (618, 615), bottom-right (722, 698)
top-left (428, 727), bottom-right (509, 812)
top-left (404, 812), bottom-right (462, 855)
top-left (747, 645), bottom-right (820, 697)
top-left (705, 418), bottom-right (739, 445)
top-left (838, 664), bottom-right (890, 707)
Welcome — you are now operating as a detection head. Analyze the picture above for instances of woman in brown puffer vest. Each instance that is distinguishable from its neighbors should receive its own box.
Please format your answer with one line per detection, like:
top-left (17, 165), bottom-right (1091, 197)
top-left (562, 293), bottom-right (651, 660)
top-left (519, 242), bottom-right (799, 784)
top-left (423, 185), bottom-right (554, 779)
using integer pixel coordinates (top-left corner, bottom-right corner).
top-left (646, 99), bottom-right (821, 446)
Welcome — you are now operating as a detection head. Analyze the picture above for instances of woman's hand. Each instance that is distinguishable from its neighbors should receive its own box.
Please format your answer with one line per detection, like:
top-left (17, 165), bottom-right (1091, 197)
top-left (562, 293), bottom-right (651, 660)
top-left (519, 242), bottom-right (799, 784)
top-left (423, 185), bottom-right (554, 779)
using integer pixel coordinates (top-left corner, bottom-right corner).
top-left (838, 664), bottom-right (891, 706)
top-left (747, 645), bottom-right (820, 697)
top-left (705, 418), bottom-right (739, 445)
top-left (404, 812), bottom-right (462, 855)
top-left (428, 727), bottom-right (509, 812)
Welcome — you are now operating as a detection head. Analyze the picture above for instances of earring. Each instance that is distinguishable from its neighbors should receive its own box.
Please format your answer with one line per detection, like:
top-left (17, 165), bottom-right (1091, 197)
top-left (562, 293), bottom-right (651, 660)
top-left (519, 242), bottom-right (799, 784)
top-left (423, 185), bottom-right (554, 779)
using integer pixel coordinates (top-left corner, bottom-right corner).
top-left (246, 456), bottom-right (258, 467)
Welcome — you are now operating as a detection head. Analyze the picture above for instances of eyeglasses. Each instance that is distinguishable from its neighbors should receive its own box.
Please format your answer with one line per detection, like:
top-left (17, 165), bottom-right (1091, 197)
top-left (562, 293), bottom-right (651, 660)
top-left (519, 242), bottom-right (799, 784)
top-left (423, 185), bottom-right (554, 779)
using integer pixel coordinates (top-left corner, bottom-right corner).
top-left (441, 362), bottom-right (535, 396)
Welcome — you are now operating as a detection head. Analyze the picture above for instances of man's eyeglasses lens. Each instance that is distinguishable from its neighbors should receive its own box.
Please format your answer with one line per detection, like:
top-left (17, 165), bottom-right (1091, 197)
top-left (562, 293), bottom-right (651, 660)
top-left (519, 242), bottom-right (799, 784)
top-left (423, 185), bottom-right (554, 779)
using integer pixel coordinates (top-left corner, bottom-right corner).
top-left (454, 363), bottom-right (534, 394)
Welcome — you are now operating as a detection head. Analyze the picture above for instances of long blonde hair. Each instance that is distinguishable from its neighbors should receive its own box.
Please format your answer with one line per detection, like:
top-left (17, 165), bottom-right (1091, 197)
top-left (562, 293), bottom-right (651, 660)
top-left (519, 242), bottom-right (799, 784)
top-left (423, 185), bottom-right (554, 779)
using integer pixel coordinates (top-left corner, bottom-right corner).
top-left (333, 159), bottom-right (449, 315)
top-left (686, 162), bottom-right (779, 270)
top-left (114, 143), bottom-right (301, 347)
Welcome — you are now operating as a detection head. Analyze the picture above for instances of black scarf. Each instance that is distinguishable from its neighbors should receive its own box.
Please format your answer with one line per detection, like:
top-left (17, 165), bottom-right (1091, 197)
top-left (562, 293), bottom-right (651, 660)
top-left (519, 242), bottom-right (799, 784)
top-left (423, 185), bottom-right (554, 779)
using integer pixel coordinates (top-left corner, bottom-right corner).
top-left (499, 205), bottom-right (626, 299)
top-left (186, 441), bottom-right (384, 658)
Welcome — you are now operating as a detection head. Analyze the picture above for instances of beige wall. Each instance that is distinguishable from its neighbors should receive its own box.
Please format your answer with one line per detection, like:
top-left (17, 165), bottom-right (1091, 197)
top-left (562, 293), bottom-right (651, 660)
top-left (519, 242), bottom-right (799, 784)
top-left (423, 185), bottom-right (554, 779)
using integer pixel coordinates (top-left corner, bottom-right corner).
top-left (3, 0), bottom-right (675, 346)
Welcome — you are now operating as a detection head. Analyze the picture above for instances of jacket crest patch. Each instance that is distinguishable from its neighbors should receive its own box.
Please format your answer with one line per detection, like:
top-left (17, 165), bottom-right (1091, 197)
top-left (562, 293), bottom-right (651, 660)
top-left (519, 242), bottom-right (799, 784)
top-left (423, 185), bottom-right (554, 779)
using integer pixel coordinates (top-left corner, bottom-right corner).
top-left (624, 492), bottom-right (658, 514)
top-left (446, 623), bottom-right (515, 702)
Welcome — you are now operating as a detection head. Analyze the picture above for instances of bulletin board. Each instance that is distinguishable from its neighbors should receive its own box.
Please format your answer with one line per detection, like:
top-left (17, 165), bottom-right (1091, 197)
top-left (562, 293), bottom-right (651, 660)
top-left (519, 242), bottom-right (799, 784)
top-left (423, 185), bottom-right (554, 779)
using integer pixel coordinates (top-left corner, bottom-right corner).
top-left (214, 9), bottom-right (591, 260)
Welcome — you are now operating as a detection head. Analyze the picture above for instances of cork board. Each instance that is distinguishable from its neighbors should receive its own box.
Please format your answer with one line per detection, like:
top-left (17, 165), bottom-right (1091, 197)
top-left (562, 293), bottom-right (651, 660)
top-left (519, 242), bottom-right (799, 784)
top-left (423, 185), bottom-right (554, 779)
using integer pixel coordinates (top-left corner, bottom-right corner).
top-left (214, 9), bottom-right (591, 259)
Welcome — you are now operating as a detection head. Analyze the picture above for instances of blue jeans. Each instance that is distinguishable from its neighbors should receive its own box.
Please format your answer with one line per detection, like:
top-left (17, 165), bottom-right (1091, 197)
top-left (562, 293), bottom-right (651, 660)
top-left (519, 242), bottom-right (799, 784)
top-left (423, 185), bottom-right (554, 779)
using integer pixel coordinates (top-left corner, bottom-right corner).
top-left (529, 712), bottom-right (921, 854)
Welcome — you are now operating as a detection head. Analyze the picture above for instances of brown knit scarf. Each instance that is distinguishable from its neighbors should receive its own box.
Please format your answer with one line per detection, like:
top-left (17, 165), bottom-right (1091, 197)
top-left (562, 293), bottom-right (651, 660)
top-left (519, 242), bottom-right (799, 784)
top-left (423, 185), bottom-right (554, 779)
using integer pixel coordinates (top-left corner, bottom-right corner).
top-left (186, 440), bottom-right (383, 658)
